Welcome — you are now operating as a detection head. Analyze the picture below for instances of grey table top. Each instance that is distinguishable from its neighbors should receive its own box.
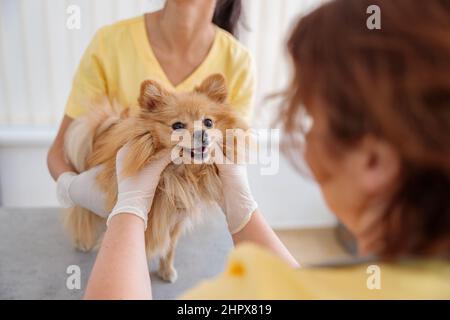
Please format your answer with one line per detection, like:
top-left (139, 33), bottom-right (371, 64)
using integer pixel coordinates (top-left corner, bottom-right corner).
top-left (0, 207), bottom-right (232, 300)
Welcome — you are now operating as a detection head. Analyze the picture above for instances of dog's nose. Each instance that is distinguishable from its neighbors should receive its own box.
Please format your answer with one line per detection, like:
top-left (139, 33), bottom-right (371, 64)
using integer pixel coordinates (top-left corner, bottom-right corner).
top-left (193, 130), bottom-right (209, 146)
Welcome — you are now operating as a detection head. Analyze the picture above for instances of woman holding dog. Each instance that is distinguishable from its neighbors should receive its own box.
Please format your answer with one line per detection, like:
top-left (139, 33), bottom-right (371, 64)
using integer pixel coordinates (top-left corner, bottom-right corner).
top-left (48, 0), bottom-right (298, 296)
top-left (48, 0), bottom-right (256, 212)
top-left (49, 0), bottom-right (295, 257)
top-left (53, 0), bottom-right (450, 299)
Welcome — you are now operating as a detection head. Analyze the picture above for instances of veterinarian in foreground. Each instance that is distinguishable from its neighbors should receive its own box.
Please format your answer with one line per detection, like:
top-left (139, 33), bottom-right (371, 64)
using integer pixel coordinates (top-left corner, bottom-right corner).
top-left (84, 0), bottom-right (450, 299)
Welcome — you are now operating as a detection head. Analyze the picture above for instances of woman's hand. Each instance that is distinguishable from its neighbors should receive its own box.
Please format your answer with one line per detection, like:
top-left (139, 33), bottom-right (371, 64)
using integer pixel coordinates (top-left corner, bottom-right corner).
top-left (106, 144), bottom-right (172, 229)
top-left (85, 144), bottom-right (172, 300)
top-left (215, 160), bottom-right (258, 235)
top-left (51, 116), bottom-right (110, 216)
top-left (56, 166), bottom-right (109, 217)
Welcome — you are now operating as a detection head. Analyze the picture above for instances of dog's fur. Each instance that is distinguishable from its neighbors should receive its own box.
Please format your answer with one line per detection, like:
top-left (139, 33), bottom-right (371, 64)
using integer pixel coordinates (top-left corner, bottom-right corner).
top-left (63, 74), bottom-right (248, 282)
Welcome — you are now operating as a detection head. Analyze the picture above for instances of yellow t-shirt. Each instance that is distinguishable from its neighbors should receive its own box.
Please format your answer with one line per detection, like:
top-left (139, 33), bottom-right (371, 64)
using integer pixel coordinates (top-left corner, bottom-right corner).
top-left (182, 244), bottom-right (450, 299)
top-left (65, 16), bottom-right (255, 120)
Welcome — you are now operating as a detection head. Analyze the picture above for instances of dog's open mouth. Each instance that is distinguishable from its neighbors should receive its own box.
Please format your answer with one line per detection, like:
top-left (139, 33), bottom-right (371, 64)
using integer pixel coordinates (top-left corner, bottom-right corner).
top-left (183, 145), bottom-right (209, 160)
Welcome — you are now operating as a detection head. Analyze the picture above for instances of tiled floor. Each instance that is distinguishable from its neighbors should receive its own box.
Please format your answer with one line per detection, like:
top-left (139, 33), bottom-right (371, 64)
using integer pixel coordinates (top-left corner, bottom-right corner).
top-left (275, 227), bottom-right (353, 266)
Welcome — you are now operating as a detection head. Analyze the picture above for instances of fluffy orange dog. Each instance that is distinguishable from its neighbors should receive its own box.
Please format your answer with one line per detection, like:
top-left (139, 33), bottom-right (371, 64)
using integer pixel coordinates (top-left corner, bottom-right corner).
top-left (63, 74), bottom-right (248, 282)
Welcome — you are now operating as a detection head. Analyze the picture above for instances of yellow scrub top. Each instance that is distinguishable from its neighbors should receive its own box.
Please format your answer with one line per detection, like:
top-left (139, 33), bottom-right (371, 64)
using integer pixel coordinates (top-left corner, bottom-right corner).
top-left (65, 15), bottom-right (255, 120)
top-left (182, 244), bottom-right (450, 299)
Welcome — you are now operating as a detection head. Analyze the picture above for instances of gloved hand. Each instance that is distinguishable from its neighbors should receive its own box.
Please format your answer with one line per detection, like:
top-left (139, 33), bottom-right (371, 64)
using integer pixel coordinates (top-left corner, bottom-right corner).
top-left (215, 155), bottom-right (258, 235)
top-left (106, 144), bottom-right (173, 229)
top-left (56, 166), bottom-right (109, 217)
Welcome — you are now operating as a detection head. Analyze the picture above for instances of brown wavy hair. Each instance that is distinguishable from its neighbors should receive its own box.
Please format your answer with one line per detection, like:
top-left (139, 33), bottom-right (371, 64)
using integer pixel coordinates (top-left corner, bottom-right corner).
top-left (280, 0), bottom-right (450, 258)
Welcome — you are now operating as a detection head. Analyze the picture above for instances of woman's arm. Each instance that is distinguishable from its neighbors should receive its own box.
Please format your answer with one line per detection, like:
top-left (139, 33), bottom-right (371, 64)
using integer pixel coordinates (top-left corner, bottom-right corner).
top-left (232, 209), bottom-right (299, 268)
top-left (47, 115), bottom-right (75, 180)
top-left (84, 145), bottom-right (172, 300)
top-left (84, 213), bottom-right (152, 300)
top-left (47, 115), bottom-right (109, 216)
top-left (215, 159), bottom-right (299, 268)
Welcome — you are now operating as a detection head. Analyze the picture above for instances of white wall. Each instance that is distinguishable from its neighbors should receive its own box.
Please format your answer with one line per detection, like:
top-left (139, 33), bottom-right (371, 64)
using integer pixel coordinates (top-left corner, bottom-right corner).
top-left (0, 0), bottom-right (335, 228)
top-left (0, 131), bottom-right (57, 207)
top-left (0, 0), bottom-right (327, 127)
top-left (0, 0), bottom-right (165, 126)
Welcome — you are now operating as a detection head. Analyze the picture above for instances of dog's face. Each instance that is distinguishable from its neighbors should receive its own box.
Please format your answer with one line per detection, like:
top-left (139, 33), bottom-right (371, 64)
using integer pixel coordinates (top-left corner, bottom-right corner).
top-left (137, 74), bottom-right (245, 162)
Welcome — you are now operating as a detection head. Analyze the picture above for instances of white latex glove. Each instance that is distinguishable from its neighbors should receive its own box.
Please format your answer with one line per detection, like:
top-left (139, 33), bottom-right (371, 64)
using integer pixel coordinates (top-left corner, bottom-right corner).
top-left (106, 144), bottom-right (173, 229)
top-left (215, 160), bottom-right (258, 235)
top-left (56, 166), bottom-right (109, 217)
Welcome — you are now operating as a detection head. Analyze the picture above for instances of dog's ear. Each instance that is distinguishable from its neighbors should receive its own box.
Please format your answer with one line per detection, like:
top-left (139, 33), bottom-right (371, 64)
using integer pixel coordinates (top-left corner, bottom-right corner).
top-left (195, 74), bottom-right (227, 103)
top-left (138, 80), bottom-right (169, 111)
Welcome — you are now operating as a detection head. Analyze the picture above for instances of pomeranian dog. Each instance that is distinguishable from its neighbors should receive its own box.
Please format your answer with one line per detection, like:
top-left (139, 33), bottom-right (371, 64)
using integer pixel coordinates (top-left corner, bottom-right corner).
top-left (63, 74), bottom-right (248, 282)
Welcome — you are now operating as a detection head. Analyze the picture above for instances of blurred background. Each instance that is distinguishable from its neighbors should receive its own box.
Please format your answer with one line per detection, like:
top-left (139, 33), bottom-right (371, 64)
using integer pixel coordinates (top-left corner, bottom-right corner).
top-left (0, 0), bottom-right (336, 229)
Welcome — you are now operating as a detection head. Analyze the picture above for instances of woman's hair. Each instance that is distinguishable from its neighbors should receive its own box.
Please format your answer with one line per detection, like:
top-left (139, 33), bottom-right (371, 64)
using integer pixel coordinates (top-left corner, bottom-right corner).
top-left (213, 0), bottom-right (242, 36)
top-left (280, 0), bottom-right (450, 258)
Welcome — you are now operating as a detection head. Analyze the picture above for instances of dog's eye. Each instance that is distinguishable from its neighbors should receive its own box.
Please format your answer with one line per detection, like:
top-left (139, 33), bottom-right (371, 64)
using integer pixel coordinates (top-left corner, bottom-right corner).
top-left (203, 118), bottom-right (213, 128)
top-left (171, 122), bottom-right (185, 130)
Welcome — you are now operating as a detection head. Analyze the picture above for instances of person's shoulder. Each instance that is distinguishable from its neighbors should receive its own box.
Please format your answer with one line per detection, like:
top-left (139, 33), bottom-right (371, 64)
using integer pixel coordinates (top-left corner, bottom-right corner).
top-left (215, 27), bottom-right (253, 66)
top-left (180, 243), bottom-right (301, 299)
top-left (182, 243), bottom-right (450, 299)
top-left (300, 257), bottom-right (450, 299)
top-left (232, 246), bottom-right (450, 299)
top-left (94, 15), bottom-right (144, 43)
top-left (107, 15), bottom-right (144, 31)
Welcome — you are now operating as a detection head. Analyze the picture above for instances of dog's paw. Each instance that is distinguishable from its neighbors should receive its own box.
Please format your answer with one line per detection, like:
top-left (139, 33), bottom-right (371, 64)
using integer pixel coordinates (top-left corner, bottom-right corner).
top-left (157, 266), bottom-right (178, 283)
top-left (74, 240), bottom-right (94, 252)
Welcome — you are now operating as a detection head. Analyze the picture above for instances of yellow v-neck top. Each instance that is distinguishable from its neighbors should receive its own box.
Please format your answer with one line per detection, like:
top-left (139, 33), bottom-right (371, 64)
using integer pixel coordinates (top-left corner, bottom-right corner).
top-left (181, 244), bottom-right (450, 299)
top-left (65, 15), bottom-right (255, 120)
